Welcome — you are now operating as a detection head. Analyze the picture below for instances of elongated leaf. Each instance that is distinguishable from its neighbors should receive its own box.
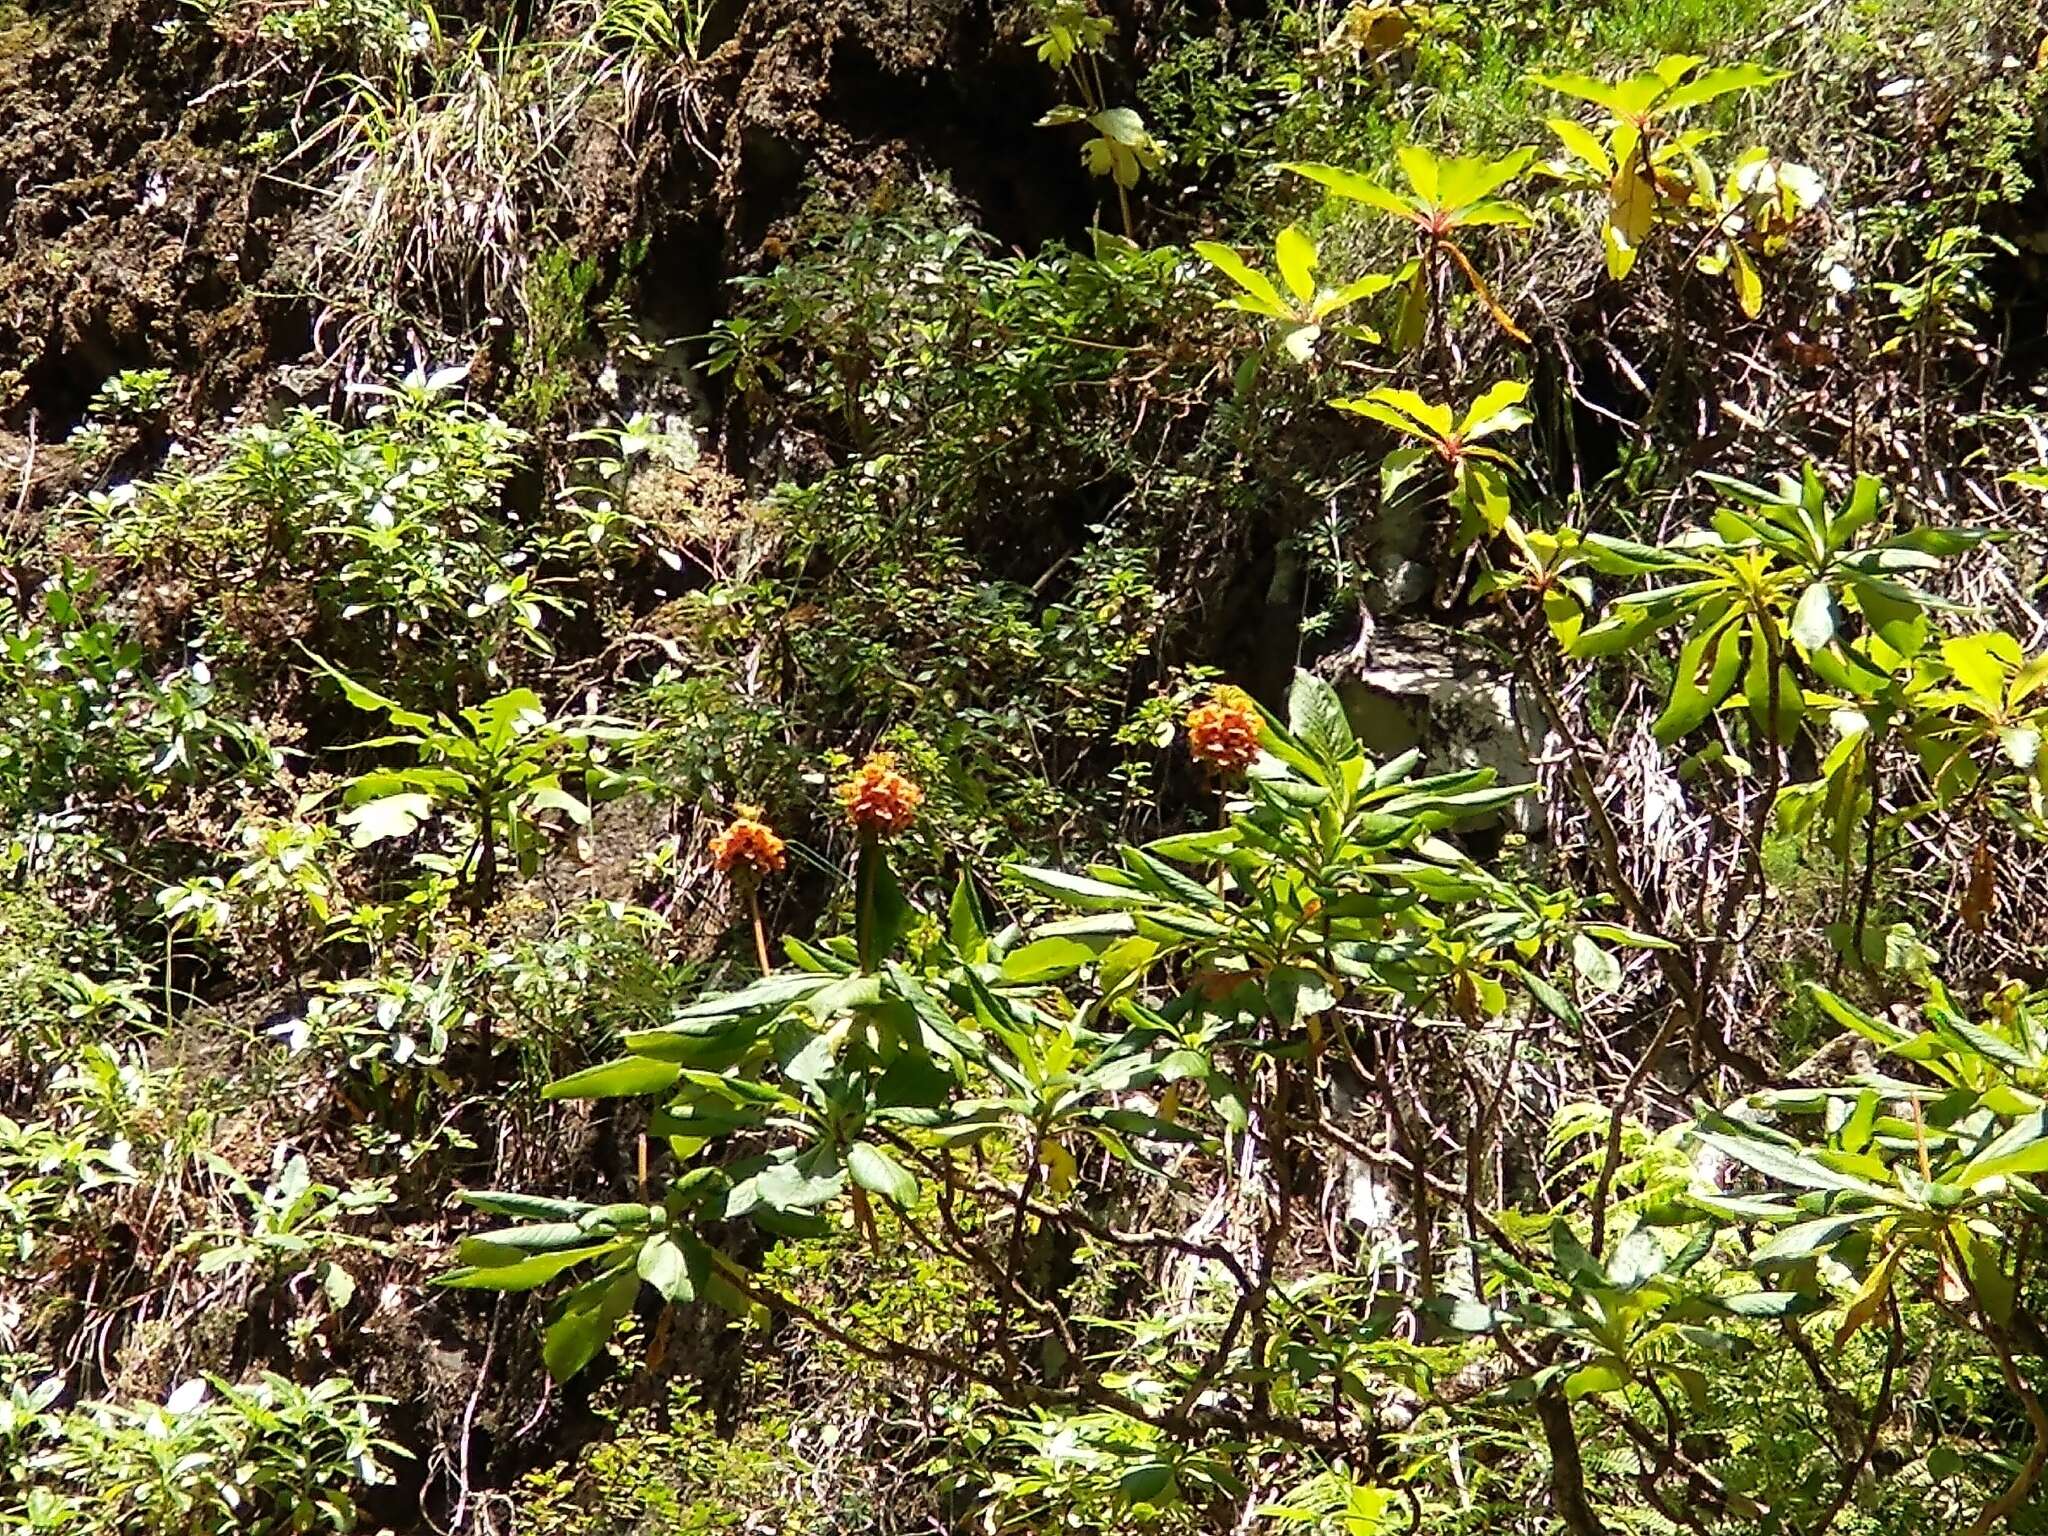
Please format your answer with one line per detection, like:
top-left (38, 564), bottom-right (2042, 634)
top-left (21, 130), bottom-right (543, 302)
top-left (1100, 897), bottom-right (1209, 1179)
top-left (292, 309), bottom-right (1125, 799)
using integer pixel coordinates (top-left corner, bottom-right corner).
top-left (1659, 63), bottom-right (1782, 112)
top-left (1006, 864), bottom-right (1161, 910)
top-left (1693, 1128), bottom-right (1901, 1203)
top-left (440, 1241), bottom-right (622, 1292)
top-left (1566, 1361), bottom-right (1627, 1398)
top-left (1751, 1212), bottom-right (1880, 1263)
top-left (543, 1056), bottom-right (682, 1100)
top-left (1956, 1110), bottom-right (2048, 1187)
top-left (460, 1222), bottom-right (591, 1260)
top-left (1282, 161), bottom-right (1416, 218)
top-left (1191, 241), bottom-right (1286, 314)
top-left (1000, 936), bottom-right (1099, 983)
top-left (460, 1191), bottom-right (589, 1222)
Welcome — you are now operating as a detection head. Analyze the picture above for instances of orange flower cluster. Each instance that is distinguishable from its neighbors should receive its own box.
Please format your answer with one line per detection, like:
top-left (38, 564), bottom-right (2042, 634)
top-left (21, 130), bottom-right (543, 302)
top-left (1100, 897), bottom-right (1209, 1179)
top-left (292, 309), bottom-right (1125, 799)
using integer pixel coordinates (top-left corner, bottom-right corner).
top-left (835, 751), bottom-right (924, 838)
top-left (709, 804), bottom-right (787, 878)
top-left (1185, 684), bottom-right (1262, 773)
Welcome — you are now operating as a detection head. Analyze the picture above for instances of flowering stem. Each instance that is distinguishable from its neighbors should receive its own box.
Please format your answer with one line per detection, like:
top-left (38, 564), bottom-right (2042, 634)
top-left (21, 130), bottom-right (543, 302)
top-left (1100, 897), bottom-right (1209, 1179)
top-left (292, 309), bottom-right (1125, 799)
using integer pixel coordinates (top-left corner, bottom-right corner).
top-left (748, 885), bottom-right (773, 973)
top-left (1216, 779), bottom-right (1229, 898)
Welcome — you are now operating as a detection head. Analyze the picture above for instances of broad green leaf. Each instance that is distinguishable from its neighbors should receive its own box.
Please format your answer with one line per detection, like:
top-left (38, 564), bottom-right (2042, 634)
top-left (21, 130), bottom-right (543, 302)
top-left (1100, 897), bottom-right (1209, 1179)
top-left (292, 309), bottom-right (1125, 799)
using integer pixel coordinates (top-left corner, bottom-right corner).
top-left (1000, 936), bottom-right (1099, 983)
top-left (1607, 1227), bottom-right (1666, 1289)
top-left (1432, 147), bottom-right (1535, 209)
top-left (1943, 632), bottom-right (2019, 703)
top-left (337, 792), bottom-right (434, 848)
top-left (1274, 225), bottom-right (1316, 301)
top-left (636, 1231), bottom-right (704, 1303)
top-left (1393, 144), bottom-right (1442, 202)
top-left (1571, 933), bottom-right (1623, 995)
top-left (1191, 241), bottom-right (1285, 314)
top-left (753, 1155), bottom-right (846, 1213)
top-left (1956, 1110), bottom-right (2048, 1187)
top-left (1530, 69), bottom-right (1634, 115)
top-left (543, 1262), bottom-right (639, 1380)
top-left (1287, 669), bottom-right (1357, 767)
top-left (1565, 1361), bottom-right (1627, 1398)
top-left (1547, 117), bottom-right (1613, 176)
top-left (1550, 1217), bottom-right (1605, 1287)
top-left (1457, 460), bottom-right (1514, 535)
top-left (1750, 1212), bottom-right (1879, 1263)
top-left (1331, 389), bottom-right (1451, 441)
top-left (1459, 379), bottom-right (1531, 440)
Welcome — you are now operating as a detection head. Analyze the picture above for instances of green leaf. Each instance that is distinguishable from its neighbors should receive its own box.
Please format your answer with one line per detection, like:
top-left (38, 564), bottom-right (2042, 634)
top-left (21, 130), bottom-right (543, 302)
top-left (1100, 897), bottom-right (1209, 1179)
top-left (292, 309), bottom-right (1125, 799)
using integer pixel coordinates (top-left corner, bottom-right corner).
top-left (1956, 1110), bottom-right (2048, 1187)
top-left (753, 1155), bottom-right (846, 1214)
top-left (1530, 69), bottom-right (1635, 115)
top-left (1550, 1217), bottom-right (1605, 1287)
top-left (1692, 1128), bottom-right (1901, 1203)
top-left (1547, 116), bottom-right (1613, 175)
top-left (1118, 1462), bottom-right (1176, 1505)
top-left (1715, 1289), bottom-right (1824, 1318)
top-left (543, 1056), bottom-right (682, 1101)
top-left (337, 792), bottom-right (434, 848)
top-left (1089, 105), bottom-right (1151, 146)
top-left (1961, 1229), bottom-right (2015, 1325)
top-left (543, 1262), bottom-right (639, 1381)
top-left (949, 873), bottom-right (988, 960)
top-left (460, 1191), bottom-right (590, 1222)
top-left (1000, 936), bottom-right (1099, 983)
top-left (459, 1222), bottom-right (592, 1260)
top-left (1456, 460), bottom-right (1514, 536)
top-left (1282, 161), bottom-right (1415, 220)
top-left (1287, 669), bottom-right (1356, 768)
top-left (1267, 964), bottom-right (1339, 1028)
top-left (1571, 934), bottom-right (1623, 995)
top-left (1750, 1213), bottom-right (1879, 1263)
top-left (636, 1231), bottom-right (705, 1303)
top-left (1006, 864), bottom-right (1160, 911)
top-left (1607, 1227), bottom-right (1666, 1289)
top-left (1459, 379), bottom-right (1531, 441)
top-left (1658, 63), bottom-right (1782, 112)
top-left (306, 651), bottom-right (435, 732)
top-left (847, 1142), bottom-right (919, 1208)
top-left (1565, 1361), bottom-right (1627, 1399)
top-left (440, 1241), bottom-right (621, 1292)
top-left (1191, 241), bottom-right (1285, 314)
top-left (1273, 225), bottom-right (1316, 302)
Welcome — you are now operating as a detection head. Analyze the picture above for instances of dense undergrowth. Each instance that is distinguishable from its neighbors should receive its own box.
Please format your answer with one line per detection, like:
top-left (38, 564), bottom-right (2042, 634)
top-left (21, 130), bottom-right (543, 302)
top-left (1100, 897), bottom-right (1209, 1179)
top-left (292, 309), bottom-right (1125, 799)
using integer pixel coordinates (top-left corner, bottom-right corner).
top-left (4, 0), bottom-right (2048, 1531)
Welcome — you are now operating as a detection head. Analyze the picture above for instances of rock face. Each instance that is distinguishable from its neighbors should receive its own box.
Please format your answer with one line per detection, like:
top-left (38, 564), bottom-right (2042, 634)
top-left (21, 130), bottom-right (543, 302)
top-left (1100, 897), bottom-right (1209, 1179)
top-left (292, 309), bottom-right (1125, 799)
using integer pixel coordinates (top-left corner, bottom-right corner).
top-left (1333, 621), bottom-right (1550, 836)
